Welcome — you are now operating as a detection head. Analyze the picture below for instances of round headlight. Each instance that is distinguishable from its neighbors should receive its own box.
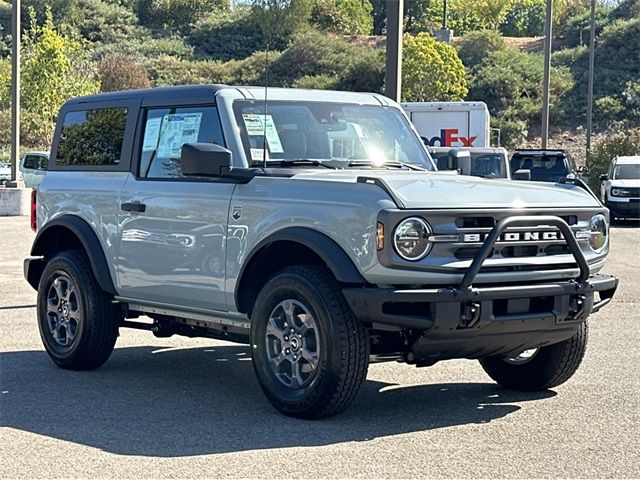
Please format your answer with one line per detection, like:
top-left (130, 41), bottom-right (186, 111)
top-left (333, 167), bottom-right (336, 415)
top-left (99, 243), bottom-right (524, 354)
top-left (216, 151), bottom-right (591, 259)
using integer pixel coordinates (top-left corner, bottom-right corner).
top-left (611, 188), bottom-right (621, 196)
top-left (393, 217), bottom-right (432, 261)
top-left (589, 214), bottom-right (608, 253)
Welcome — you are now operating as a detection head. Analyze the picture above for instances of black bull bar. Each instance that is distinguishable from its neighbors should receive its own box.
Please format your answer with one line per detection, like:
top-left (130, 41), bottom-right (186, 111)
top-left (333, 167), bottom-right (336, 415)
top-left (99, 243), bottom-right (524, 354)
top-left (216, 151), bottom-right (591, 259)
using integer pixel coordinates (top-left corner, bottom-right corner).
top-left (343, 215), bottom-right (618, 329)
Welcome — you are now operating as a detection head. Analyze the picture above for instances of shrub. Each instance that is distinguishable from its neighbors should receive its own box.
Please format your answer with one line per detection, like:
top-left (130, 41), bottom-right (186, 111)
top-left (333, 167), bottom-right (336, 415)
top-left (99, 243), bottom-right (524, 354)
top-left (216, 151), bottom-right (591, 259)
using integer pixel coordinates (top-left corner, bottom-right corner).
top-left (99, 54), bottom-right (151, 92)
top-left (269, 30), bottom-right (378, 85)
top-left (144, 55), bottom-right (233, 86)
top-left (137, 0), bottom-right (229, 34)
top-left (310, 0), bottom-right (372, 35)
top-left (402, 32), bottom-right (468, 102)
top-left (468, 50), bottom-right (574, 145)
top-left (190, 8), bottom-right (265, 61)
top-left (456, 30), bottom-right (506, 70)
top-left (293, 74), bottom-right (340, 89)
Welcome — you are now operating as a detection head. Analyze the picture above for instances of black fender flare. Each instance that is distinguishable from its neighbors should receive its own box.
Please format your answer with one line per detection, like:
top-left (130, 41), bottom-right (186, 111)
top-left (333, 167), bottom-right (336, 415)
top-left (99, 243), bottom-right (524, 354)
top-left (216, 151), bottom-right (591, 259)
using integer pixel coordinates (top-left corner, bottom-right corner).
top-left (235, 227), bottom-right (367, 309)
top-left (29, 215), bottom-right (116, 295)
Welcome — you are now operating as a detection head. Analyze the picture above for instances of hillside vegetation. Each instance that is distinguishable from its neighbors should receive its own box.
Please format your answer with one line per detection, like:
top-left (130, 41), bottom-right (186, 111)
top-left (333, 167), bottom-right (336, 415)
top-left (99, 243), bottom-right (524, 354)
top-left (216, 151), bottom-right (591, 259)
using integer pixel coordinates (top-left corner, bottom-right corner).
top-left (0, 0), bottom-right (638, 163)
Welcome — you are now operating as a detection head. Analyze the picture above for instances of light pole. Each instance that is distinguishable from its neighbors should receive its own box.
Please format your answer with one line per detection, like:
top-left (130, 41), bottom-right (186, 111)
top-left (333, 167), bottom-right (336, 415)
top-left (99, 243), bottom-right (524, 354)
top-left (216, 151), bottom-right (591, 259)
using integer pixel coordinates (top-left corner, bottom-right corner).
top-left (586, 0), bottom-right (596, 155)
top-left (10, 0), bottom-right (20, 186)
top-left (384, 0), bottom-right (404, 102)
top-left (540, 0), bottom-right (553, 149)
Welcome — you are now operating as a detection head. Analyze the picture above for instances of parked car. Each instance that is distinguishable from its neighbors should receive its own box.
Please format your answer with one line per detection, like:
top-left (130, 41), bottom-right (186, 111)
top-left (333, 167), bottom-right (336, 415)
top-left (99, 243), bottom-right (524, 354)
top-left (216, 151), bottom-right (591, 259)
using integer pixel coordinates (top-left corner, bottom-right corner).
top-left (429, 146), bottom-right (510, 179)
top-left (19, 151), bottom-right (49, 188)
top-left (600, 155), bottom-right (640, 221)
top-left (510, 149), bottom-right (587, 183)
top-left (25, 85), bottom-right (617, 419)
top-left (0, 161), bottom-right (11, 185)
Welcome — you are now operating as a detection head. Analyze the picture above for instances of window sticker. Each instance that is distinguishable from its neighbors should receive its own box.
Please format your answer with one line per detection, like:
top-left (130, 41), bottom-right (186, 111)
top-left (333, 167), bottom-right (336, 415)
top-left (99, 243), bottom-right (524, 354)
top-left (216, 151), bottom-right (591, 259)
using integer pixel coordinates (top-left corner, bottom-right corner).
top-left (142, 117), bottom-right (162, 151)
top-left (157, 113), bottom-right (203, 158)
top-left (242, 114), bottom-right (284, 154)
top-left (250, 148), bottom-right (268, 162)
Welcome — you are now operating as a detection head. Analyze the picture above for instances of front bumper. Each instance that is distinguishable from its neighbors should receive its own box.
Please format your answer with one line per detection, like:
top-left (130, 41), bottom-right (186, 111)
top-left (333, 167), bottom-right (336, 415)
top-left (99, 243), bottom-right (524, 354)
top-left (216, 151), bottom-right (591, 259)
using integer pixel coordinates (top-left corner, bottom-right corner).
top-left (606, 200), bottom-right (640, 218)
top-left (343, 273), bottom-right (618, 329)
top-left (343, 215), bottom-right (619, 362)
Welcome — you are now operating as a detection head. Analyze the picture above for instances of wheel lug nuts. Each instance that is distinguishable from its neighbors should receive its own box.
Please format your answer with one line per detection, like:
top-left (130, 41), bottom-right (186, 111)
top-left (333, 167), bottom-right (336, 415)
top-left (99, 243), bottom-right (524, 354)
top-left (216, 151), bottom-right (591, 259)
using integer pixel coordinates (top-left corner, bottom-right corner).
top-left (285, 349), bottom-right (290, 354)
top-left (284, 336), bottom-right (289, 341)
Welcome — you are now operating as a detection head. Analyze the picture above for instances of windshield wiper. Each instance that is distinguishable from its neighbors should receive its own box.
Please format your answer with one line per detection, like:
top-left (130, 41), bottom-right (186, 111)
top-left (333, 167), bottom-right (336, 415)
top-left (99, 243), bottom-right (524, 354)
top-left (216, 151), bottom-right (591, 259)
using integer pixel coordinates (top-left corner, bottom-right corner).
top-left (347, 159), bottom-right (427, 171)
top-left (277, 159), bottom-right (340, 170)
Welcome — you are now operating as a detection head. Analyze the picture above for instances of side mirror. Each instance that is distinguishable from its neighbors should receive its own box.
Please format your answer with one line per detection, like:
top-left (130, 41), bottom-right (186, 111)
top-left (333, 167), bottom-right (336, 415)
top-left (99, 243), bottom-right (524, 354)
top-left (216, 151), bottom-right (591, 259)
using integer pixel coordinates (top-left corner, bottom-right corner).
top-left (181, 143), bottom-right (232, 177)
top-left (513, 169), bottom-right (531, 181)
top-left (599, 174), bottom-right (608, 181)
top-left (450, 149), bottom-right (471, 176)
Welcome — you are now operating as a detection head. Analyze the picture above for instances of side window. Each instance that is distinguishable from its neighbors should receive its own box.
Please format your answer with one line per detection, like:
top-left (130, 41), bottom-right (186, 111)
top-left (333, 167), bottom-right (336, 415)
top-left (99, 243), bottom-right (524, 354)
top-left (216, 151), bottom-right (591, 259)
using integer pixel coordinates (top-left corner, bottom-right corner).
top-left (139, 106), bottom-right (225, 178)
top-left (23, 155), bottom-right (38, 169)
top-left (56, 108), bottom-right (128, 166)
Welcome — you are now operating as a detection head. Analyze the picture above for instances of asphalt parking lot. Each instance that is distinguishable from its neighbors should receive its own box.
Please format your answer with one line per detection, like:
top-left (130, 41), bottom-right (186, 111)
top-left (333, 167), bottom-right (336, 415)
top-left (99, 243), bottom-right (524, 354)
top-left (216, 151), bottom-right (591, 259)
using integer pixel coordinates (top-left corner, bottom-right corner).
top-left (1, 215), bottom-right (638, 479)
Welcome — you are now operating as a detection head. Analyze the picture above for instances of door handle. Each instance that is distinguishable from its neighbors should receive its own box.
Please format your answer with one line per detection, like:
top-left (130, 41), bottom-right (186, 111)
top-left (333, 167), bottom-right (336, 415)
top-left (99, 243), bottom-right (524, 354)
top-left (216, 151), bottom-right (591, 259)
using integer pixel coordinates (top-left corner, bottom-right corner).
top-left (121, 202), bottom-right (146, 213)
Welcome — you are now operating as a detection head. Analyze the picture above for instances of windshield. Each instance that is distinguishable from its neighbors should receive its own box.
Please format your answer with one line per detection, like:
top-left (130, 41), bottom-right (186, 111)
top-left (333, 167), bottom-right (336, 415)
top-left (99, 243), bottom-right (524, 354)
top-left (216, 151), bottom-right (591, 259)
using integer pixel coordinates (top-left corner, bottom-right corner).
top-left (233, 100), bottom-right (434, 169)
top-left (613, 164), bottom-right (640, 179)
top-left (470, 153), bottom-right (507, 178)
top-left (510, 155), bottom-right (570, 181)
top-left (430, 152), bottom-right (506, 178)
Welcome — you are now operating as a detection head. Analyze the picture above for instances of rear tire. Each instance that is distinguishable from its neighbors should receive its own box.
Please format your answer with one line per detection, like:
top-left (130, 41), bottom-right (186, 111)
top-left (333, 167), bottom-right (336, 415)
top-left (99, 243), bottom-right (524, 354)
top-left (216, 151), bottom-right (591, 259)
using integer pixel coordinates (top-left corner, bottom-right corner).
top-left (479, 321), bottom-right (588, 390)
top-left (37, 250), bottom-right (120, 370)
top-left (250, 265), bottom-right (369, 419)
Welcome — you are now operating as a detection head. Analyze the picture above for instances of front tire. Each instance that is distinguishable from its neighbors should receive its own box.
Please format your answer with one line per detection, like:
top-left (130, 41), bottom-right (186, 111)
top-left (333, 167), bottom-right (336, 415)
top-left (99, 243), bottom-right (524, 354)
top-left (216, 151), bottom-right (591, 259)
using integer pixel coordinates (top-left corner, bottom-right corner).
top-left (250, 266), bottom-right (369, 419)
top-left (37, 250), bottom-right (120, 370)
top-left (479, 321), bottom-right (588, 390)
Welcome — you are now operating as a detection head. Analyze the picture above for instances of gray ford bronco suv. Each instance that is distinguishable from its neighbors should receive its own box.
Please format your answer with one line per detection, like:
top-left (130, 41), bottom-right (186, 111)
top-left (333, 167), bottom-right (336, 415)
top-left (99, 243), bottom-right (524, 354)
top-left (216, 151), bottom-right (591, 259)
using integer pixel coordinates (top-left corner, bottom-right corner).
top-left (25, 85), bottom-right (618, 419)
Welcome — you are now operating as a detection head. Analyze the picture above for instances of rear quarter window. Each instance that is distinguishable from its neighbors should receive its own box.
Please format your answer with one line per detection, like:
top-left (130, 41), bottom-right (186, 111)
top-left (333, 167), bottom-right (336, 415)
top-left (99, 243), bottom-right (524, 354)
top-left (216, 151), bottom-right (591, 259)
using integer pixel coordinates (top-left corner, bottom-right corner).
top-left (56, 107), bottom-right (128, 167)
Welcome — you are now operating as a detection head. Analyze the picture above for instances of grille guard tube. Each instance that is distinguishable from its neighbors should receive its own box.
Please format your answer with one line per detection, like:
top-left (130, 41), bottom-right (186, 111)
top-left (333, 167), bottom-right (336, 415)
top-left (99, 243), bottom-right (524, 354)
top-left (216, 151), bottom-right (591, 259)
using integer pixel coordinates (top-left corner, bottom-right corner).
top-left (458, 215), bottom-right (592, 290)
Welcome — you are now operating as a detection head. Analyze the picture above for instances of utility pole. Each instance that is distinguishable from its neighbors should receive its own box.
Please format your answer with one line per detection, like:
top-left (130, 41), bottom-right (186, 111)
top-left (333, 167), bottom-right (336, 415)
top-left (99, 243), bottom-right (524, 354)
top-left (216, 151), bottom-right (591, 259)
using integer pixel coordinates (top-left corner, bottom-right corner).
top-left (586, 0), bottom-right (596, 155)
top-left (384, 0), bottom-right (403, 102)
top-left (10, 0), bottom-right (20, 185)
top-left (541, 0), bottom-right (553, 149)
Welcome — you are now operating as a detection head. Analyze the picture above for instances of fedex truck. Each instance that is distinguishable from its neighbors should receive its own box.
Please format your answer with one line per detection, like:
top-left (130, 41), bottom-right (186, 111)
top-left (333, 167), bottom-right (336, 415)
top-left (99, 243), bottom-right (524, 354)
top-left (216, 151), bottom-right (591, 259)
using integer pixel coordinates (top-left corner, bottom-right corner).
top-left (402, 101), bottom-right (491, 148)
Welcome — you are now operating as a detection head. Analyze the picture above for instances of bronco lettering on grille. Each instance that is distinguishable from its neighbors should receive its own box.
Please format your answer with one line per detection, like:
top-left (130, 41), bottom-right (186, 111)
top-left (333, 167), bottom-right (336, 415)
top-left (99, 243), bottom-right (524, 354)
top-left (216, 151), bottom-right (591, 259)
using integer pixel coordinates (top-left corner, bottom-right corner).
top-left (462, 231), bottom-right (564, 243)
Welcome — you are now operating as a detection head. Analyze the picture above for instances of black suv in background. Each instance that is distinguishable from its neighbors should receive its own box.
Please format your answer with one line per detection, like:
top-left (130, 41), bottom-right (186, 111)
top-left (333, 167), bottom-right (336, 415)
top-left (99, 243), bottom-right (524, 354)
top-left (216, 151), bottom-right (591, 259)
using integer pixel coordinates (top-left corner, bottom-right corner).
top-left (510, 149), bottom-right (586, 183)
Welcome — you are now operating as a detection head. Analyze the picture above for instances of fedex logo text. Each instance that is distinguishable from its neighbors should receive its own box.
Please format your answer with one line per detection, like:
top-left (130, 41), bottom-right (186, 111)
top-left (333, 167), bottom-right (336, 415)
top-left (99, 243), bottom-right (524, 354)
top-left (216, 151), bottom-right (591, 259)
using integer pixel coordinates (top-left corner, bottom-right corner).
top-left (421, 128), bottom-right (477, 147)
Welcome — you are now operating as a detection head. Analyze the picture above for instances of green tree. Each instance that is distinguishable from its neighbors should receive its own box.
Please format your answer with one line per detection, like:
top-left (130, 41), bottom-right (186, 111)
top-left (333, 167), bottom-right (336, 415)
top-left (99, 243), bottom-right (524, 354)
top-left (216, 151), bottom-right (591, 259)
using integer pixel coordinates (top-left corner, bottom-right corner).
top-left (500, 0), bottom-right (545, 36)
top-left (21, 8), bottom-right (99, 144)
top-left (311, 0), bottom-right (373, 35)
top-left (401, 32), bottom-right (468, 102)
top-left (251, 0), bottom-right (313, 49)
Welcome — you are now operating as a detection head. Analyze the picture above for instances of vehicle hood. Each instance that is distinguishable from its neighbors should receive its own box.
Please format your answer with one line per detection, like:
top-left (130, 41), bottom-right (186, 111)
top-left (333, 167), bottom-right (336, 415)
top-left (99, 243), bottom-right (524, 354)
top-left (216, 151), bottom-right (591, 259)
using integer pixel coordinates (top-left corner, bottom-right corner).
top-left (608, 179), bottom-right (640, 188)
top-left (292, 170), bottom-right (601, 209)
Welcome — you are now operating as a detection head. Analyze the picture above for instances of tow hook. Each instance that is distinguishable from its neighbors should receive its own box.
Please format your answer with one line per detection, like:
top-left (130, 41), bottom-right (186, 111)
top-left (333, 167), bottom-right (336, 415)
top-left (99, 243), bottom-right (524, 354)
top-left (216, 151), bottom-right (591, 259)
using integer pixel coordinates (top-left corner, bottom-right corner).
top-left (459, 302), bottom-right (481, 328)
top-left (569, 294), bottom-right (588, 321)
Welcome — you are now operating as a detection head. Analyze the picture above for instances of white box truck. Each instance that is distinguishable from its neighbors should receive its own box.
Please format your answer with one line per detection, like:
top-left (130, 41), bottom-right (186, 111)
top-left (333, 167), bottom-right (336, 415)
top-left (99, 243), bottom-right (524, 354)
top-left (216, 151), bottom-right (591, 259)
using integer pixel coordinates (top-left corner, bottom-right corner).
top-left (402, 101), bottom-right (490, 148)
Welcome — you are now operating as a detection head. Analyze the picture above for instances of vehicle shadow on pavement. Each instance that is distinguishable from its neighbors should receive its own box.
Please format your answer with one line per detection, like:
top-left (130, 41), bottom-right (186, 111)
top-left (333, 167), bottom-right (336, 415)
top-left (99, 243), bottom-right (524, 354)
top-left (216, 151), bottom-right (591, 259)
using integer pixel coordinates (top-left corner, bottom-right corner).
top-left (0, 345), bottom-right (555, 457)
